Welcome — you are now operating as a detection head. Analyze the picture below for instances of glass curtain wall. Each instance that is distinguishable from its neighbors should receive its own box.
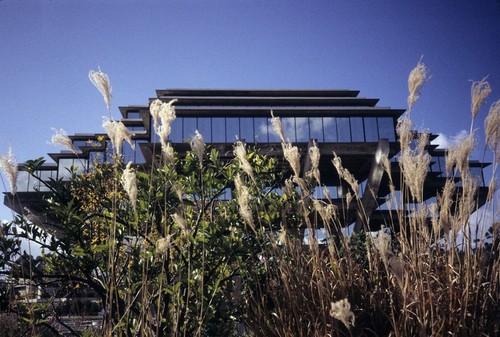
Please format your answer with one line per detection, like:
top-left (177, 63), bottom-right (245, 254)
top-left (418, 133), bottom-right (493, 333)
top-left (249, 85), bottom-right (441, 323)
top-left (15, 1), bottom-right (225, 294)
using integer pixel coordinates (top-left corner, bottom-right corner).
top-left (156, 116), bottom-right (396, 144)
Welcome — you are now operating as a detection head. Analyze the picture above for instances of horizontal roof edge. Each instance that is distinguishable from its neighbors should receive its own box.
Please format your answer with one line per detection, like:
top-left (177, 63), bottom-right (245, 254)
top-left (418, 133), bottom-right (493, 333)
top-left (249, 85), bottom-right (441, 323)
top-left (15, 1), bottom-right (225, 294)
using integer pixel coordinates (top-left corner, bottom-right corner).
top-left (155, 88), bottom-right (361, 98)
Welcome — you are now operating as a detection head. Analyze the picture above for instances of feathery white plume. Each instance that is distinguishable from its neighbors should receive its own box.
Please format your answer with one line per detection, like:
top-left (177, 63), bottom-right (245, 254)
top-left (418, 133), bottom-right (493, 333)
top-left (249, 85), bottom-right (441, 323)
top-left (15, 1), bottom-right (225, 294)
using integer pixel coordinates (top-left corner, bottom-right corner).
top-left (471, 76), bottom-right (491, 121)
top-left (50, 128), bottom-right (78, 154)
top-left (191, 130), bottom-right (205, 165)
top-left (103, 119), bottom-right (134, 156)
top-left (270, 110), bottom-right (286, 143)
top-left (89, 67), bottom-right (112, 110)
top-left (234, 141), bottom-right (254, 181)
top-left (407, 59), bottom-right (429, 112)
top-left (0, 143), bottom-right (18, 195)
top-left (329, 298), bottom-right (355, 329)
top-left (121, 161), bottom-right (137, 211)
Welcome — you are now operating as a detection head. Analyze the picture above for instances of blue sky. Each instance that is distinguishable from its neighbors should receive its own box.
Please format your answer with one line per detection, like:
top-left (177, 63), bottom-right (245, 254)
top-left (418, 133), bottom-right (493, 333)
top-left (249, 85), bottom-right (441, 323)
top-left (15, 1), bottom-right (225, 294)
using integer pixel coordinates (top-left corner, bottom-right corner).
top-left (1, 0), bottom-right (500, 222)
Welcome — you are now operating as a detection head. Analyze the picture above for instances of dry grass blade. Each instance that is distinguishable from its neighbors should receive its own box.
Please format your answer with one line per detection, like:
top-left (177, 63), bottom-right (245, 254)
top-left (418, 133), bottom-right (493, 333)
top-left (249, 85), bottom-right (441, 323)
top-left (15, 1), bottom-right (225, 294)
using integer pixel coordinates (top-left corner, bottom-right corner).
top-left (485, 99), bottom-right (500, 161)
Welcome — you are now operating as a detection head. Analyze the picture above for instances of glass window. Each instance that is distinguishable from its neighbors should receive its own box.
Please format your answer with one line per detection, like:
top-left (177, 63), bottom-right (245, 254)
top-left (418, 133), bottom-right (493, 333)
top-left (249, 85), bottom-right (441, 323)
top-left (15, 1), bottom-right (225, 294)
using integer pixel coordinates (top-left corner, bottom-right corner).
top-left (217, 187), bottom-right (232, 200)
top-left (337, 117), bottom-right (351, 142)
top-left (312, 185), bottom-right (341, 199)
top-left (226, 118), bottom-right (240, 142)
top-left (471, 167), bottom-right (484, 186)
top-left (377, 117), bottom-right (396, 141)
top-left (197, 118), bottom-right (212, 143)
top-left (134, 141), bottom-right (146, 164)
top-left (38, 170), bottom-right (55, 191)
top-left (282, 117), bottom-right (296, 142)
top-left (128, 125), bottom-right (145, 132)
top-left (438, 156), bottom-right (446, 176)
top-left (58, 158), bottom-right (75, 180)
top-left (240, 117), bottom-right (254, 143)
top-left (323, 117), bottom-right (337, 142)
top-left (212, 118), bottom-right (226, 143)
top-left (364, 118), bottom-right (378, 142)
top-left (72, 140), bottom-right (87, 151)
top-left (309, 117), bottom-right (324, 142)
top-left (127, 111), bottom-right (141, 118)
top-left (169, 118), bottom-right (182, 142)
top-left (122, 142), bottom-right (136, 163)
top-left (89, 151), bottom-right (104, 168)
top-left (350, 117), bottom-right (364, 142)
top-left (183, 117), bottom-right (197, 141)
top-left (254, 117), bottom-right (268, 143)
top-left (295, 117), bottom-right (309, 142)
top-left (16, 171), bottom-right (30, 192)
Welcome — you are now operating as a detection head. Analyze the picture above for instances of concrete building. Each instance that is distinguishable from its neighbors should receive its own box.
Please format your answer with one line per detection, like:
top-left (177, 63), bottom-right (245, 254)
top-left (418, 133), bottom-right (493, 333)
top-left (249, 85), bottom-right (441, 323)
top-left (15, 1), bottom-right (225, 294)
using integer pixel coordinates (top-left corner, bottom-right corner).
top-left (4, 89), bottom-right (489, 233)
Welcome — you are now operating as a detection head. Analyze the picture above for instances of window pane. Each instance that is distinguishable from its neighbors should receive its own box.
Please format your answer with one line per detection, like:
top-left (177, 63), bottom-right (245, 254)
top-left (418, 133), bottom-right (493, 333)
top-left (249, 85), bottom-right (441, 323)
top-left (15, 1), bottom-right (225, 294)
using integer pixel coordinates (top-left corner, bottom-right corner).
top-left (364, 118), bottom-right (378, 142)
top-left (89, 151), bottom-right (104, 167)
top-left (16, 171), bottom-right (30, 192)
top-left (183, 117), bottom-right (197, 140)
top-left (254, 117), bottom-right (268, 143)
top-left (323, 117), bottom-right (337, 142)
top-left (197, 118), bottom-right (212, 143)
top-left (309, 117), bottom-right (324, 142)
top-left (170, 118), bottom-right (182, 142)
top-left (134, 141), bottom-right (146, 164)
top-left (377, 117), bottom-right (395, 141)
top-left (212, 118), bottom-right (226, 143)
top-left (296, 117), bottom-right (309, 142)
top-left (240, 117), bottom-right (254, 143)
top-left (58, 159), bottom-right (74, 180)
top-left (38, 170), bottom-right (55, 191)
top-left (337, 118), bottom-right (351, 142)
top-left (122, 142), bottom-right (136, 163)
top-left (127, 111), bottom-right (140, 118)
top-left (471, 167), bottom-right (485, 186)
top-left (350, 117), bottom-right (364, 142)
top-left (282, 117), bottom-right (296, 142)
top-left (226, 118), bottom-right (239, 142)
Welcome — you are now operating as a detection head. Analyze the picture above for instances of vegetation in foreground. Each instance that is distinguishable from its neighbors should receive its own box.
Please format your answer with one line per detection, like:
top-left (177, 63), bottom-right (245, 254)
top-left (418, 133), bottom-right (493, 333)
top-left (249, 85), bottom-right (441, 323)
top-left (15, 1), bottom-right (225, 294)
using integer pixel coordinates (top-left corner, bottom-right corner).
top-left (0, 61), bottom-right (499, 336)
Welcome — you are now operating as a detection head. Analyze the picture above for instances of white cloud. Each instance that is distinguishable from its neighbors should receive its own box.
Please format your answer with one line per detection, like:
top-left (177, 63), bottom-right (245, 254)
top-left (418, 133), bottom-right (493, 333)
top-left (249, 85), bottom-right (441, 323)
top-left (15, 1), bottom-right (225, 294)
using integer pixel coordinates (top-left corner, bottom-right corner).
top-left (431, 130), bottom-right (469, 149)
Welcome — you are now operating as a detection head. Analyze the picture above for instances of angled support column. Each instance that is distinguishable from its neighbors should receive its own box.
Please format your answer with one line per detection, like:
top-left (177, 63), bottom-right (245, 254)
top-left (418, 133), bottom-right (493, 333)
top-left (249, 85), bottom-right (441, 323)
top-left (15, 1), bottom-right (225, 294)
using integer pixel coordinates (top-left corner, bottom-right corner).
top-left (353, 139), bottom-right (389, 233)
top-left (301, 139), bottom-right (317, 177)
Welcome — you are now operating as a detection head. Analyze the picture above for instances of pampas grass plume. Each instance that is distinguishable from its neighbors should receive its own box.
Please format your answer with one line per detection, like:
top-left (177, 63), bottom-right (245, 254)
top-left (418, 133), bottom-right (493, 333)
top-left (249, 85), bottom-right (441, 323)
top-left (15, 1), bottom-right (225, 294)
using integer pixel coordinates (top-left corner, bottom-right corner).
top-left (89, 67), bottom-right (112, 110)
top-left (51, 128), bottom-right (78, 154)
top-left (407, 59), bottom-right (429, 112)
top-left (0, 143), bottom-right (18, 195)
top-left (234, 140), bottom-right (254, 181)
top-left (471, 76), bottom-right (491, 121)
top-left (191, 130), bottom-right (205, 166)
top-left (270, 110), bottom-right (286, 143)
top-left (485, 99), bottom-right (500, 161)
top-left (121, 161), bottom-right (137, 211)
top-left (329, 298), bottom-right (355, 329)
top-left (282, 142), bottom-right (301, 178)
top-left (103, 119), bottom-right (134, 156)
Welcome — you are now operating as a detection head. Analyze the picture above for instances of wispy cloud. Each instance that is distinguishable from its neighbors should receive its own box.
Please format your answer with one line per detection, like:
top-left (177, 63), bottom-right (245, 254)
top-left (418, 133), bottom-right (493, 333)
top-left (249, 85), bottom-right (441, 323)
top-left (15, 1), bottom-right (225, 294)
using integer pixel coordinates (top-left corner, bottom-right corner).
top-left (431, 130), bottom-right (469, 149)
